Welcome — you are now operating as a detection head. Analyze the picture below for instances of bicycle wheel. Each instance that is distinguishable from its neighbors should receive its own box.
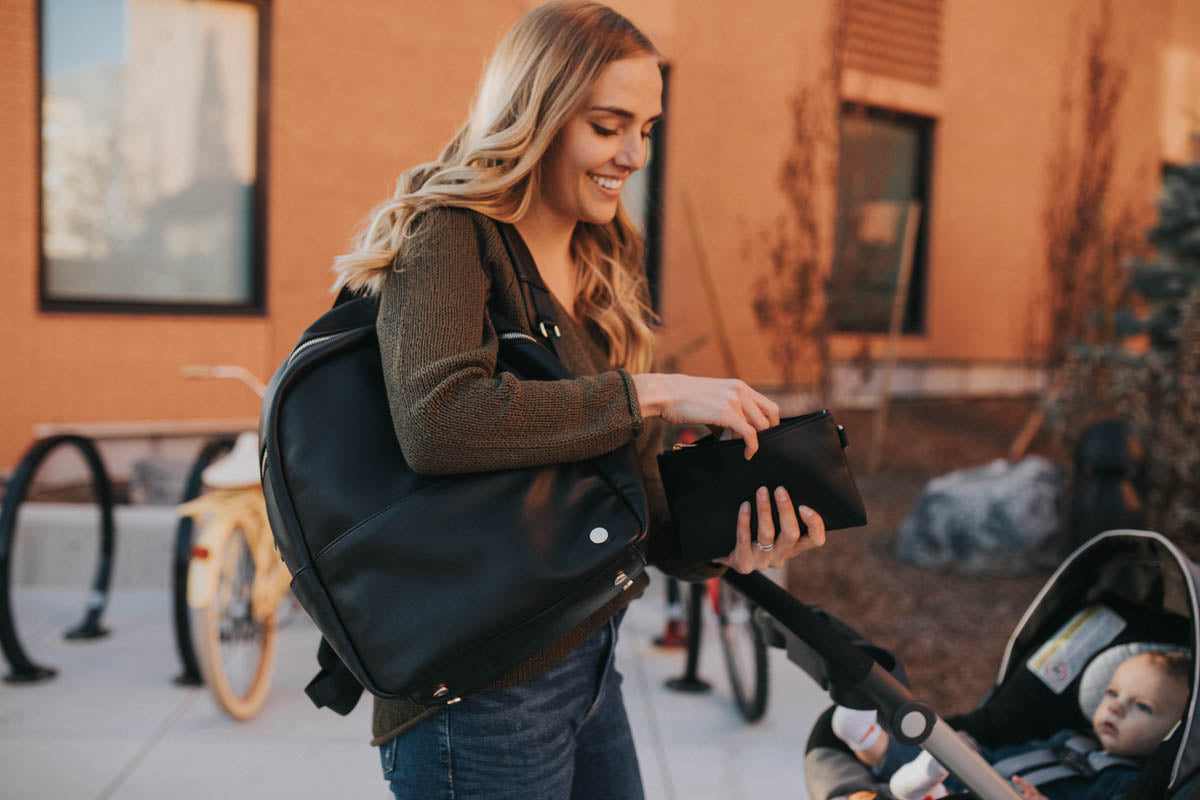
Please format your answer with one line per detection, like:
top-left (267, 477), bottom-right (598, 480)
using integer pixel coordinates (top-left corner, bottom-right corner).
top-left (172, 436), bottom-right (235, 685)
top-left (716, 581), bottom-right (769, 722)
top-left (192, 520), bottom-right (277, 720)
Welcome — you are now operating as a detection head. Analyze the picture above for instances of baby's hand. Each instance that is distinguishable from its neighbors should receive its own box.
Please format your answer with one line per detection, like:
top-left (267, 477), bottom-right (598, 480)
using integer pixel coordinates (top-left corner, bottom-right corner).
top-left (955, 730), bottom-right (980, 751)
top-left (1011, 776), bottom-right (1048, 799)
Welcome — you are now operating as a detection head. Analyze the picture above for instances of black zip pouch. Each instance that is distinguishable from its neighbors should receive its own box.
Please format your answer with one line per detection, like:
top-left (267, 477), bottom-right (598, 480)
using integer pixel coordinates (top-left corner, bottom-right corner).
top-left (656, 410), bottom-right (867, 562)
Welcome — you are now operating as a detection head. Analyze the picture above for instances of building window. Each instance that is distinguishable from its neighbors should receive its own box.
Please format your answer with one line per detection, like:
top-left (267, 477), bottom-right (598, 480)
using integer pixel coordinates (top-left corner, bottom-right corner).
top-left (830, 104), bottom-right (933, 333)
top-left (39, 0), bottom-right (268, 313)
top-left (622, 64), bottom-right (669, 311)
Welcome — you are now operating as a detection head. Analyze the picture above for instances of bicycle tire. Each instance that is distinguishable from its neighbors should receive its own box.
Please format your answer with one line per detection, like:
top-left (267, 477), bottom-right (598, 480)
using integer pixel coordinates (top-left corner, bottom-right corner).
top-left (716, 581), bottom-right (769, 722)
top-left (192, 518), bottom-right (277, 720)
top-left (172, 436), bottom-right (235, 686)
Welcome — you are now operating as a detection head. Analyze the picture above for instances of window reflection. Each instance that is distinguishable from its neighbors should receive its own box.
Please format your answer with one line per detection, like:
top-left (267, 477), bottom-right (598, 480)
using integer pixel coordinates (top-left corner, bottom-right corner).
top-left (41, 0), bottom-right (261, 309)
top-left (831, 106), bottom-right (932, 333)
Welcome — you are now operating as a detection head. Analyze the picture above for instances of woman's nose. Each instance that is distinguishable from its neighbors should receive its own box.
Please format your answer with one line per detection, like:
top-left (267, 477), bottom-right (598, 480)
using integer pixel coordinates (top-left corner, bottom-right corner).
top-left (613, 132), bottom-right (645, 171)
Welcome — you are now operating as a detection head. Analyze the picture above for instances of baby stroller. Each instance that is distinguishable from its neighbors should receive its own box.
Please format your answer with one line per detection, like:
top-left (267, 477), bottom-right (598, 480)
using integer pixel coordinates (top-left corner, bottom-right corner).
top-left (727, 530), bottom-right (1199, 800)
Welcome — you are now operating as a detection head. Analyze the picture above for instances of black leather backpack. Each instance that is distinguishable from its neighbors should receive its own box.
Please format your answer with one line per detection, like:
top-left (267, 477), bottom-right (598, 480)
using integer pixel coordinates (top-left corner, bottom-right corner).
top-left (258, 223), bottom-right (648, 713)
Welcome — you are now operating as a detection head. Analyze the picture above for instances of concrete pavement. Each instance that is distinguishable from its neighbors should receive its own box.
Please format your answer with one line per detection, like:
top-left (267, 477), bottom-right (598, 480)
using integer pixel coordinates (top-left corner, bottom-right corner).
top-left (1, 565), bottom-right (830, 799)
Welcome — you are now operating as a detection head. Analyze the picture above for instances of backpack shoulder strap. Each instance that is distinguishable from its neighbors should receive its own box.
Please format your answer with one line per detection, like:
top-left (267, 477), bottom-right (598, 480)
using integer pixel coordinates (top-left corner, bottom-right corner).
top-left (495, 222), bottom-right (563, 355)
top-left (305, 637), bottom-right (364, 716)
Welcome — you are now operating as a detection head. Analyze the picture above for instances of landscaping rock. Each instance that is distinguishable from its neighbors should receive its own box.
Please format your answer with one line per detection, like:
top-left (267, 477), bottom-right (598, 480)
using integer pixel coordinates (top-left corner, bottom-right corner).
top-left (896, 456), bottom-right (1066, 575)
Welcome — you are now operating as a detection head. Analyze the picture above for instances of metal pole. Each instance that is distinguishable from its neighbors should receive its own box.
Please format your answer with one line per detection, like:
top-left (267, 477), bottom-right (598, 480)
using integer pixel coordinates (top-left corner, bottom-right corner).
top-left (665, 581), bottom-right (711, 693)
top-left (868, 201), bottom-right (922, 474)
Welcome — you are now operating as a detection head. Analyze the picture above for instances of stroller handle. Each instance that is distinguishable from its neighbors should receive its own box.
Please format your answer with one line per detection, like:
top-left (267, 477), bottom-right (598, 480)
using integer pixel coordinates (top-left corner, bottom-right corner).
top-left (723, 570), bottom-right (875, 681)
top-left (723, 571), bottom-right (1024, 800)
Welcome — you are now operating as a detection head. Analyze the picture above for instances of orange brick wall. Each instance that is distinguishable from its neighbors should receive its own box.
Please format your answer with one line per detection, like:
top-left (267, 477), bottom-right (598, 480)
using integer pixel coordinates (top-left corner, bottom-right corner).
top-left (0, 0), bottom-right (1193, 469)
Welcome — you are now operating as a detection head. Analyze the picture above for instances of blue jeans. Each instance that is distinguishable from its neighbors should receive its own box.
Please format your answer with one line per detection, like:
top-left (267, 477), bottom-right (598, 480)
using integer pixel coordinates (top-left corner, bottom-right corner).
top-left (377, 611), bottom-right (644, 799)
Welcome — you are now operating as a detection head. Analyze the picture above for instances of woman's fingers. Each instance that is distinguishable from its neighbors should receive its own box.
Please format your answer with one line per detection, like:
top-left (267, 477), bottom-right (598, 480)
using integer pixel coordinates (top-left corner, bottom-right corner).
top-left (754, 486), bottom-right (774, 555)
top-left (768, 487), bottom-right (803, 566)
top-left (731, 385), bottom-right (779, 459)
top-left (634, 375), bottom-right (780, 460)
top-left (740, 388), bottom-right (772, 432)
top-left (717, 493), bottom-right (828, 574)
top-left (794, 504), bottom-right (826, 552)
top-left (714, 500), bottom-right (755, 574)
top-left (750, 388), bottom-right (780, 428)
top-left (726, 417), bottom-right (759, 460)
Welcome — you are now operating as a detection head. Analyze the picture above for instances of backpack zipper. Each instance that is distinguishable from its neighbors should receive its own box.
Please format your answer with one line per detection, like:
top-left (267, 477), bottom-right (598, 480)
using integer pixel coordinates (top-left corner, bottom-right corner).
top-left (498, 331), bottom-right (539, 344)
top-left (287, 333), bottom-right (338, 367)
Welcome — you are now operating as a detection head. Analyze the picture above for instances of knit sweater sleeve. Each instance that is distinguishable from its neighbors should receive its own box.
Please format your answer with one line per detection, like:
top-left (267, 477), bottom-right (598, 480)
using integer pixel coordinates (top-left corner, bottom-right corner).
top-left (376, 207), bottom-right (644, 475)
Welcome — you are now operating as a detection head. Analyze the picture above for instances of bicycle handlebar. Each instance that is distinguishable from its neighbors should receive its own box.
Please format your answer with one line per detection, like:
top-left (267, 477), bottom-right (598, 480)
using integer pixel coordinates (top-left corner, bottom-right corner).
top-left (179, 365), bottom-right (267, 399)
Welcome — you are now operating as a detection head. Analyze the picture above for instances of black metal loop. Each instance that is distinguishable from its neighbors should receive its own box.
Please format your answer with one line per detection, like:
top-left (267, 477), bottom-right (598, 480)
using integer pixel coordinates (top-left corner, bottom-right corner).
top-left (171, 436), bottom-right (235, 686)
top-left (0, 435), bottom-right (116, 683)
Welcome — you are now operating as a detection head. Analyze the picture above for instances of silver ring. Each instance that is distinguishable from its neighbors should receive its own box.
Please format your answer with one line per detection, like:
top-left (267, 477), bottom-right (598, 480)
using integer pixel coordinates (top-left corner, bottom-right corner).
top-left (754, 541), bottom-right (775, 552)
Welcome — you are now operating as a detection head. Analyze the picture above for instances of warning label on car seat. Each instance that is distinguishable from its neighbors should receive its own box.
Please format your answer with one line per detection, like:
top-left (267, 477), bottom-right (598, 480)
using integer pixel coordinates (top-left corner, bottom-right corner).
top-left (1026, 605), bottom-right (1126, 694)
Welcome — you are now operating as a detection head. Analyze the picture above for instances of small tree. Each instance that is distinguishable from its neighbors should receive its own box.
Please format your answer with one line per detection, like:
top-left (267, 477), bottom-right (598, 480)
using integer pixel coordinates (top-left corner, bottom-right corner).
top-left (1041, 0), bottom-right (1130, 366)
top-left (750, 0), bottom-right (847, 402)
top-left (1051, 160), bottom-right (1200, 547)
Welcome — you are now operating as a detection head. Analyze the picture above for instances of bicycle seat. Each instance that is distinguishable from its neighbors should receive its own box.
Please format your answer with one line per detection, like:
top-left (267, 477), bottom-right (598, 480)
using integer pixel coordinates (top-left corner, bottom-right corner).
top-left (202, 431), bottom-right (261, 489)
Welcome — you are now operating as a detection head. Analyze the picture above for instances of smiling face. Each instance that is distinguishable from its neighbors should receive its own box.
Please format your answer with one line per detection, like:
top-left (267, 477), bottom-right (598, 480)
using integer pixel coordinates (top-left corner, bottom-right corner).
top-left (536, 54), bottom-right (662, 227)
top-left (1092, 653), bottom-right (1190, 757)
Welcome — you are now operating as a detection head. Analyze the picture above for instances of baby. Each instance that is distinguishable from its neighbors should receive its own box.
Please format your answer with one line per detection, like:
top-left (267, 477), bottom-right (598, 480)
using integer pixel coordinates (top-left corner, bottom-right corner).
top-left (831, 651), bottom-right (1190, 800)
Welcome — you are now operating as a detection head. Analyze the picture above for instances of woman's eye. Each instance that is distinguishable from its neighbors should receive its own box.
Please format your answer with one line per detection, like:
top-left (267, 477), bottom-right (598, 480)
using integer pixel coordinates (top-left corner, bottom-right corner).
top-left (591, 123), bottom-right (618, 136)
top-left (641, 129), bottom-right (654, 141)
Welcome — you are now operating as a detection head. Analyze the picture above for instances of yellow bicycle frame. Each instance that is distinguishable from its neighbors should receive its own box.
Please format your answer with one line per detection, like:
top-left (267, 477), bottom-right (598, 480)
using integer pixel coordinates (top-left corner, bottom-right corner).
top-left (179, 490), bottom-right (286, 618)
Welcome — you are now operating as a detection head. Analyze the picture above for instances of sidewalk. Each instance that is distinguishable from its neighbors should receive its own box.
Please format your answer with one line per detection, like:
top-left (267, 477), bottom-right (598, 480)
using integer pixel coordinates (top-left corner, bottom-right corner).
top-left (0, 570), bottom-right (829, 799)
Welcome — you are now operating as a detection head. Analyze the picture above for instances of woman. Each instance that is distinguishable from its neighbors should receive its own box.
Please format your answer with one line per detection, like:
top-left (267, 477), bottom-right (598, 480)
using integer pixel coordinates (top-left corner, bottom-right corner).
top-left (332, 3), bottom-right (828, 797)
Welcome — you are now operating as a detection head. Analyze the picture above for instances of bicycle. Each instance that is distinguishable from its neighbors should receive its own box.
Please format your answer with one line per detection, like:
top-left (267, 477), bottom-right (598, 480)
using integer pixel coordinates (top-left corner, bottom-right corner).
top-left (664, 573), bottom-right (771, 723)
top-left (176, 365), bottom-right (292, 720)
top-left (709, 576), bottom-right (770, 722)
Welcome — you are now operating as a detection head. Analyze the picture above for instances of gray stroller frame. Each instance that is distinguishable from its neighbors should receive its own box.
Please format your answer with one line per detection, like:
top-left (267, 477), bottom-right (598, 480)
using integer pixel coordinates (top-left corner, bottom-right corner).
top-left (730, 530), bottom-right (1200, 800)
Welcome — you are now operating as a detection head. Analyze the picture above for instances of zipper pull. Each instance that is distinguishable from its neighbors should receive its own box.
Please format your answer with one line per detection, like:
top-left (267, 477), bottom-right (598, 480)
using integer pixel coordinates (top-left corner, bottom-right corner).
top-left (837, 425), bottom-right (849, 449)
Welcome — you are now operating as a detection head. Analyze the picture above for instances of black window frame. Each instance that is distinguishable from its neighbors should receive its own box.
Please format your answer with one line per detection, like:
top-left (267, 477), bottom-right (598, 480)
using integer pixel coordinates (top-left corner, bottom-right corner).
top-left (641, 63), bottom-right (669, 312)
top-left (35, 0), bottom-right (271, 316)
top-left (831, 102), bottom-right (934, 335)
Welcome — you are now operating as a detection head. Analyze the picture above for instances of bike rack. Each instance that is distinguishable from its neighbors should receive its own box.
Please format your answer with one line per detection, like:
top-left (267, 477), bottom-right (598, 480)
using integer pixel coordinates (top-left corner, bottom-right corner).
top-left (664, 581), bottom-right (712, 693)
top-left (170, 436), bottom-right (235, 686)
top-left (0, 435), bottom-right (116, 683)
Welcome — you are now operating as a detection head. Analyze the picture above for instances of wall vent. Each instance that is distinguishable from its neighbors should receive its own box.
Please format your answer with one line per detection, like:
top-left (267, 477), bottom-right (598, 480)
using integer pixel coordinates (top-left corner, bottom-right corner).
top-left (845, 0), bottom-right (943, 87)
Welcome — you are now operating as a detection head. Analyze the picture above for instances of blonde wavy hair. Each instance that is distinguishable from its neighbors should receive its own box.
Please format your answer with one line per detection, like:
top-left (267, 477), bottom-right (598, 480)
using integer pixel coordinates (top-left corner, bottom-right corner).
top-left (331, 0), bottom-right (659, 373)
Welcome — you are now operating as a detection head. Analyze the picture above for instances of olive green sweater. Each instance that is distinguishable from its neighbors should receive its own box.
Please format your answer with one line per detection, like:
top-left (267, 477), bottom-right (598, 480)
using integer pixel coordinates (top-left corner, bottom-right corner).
top-left (371, 207), bottom-right (722, 745)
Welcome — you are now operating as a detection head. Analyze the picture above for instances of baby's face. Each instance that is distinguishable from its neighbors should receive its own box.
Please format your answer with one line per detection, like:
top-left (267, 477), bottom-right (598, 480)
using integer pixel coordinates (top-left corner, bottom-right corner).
top-left (1092, 654), bottom-right (1189, 757)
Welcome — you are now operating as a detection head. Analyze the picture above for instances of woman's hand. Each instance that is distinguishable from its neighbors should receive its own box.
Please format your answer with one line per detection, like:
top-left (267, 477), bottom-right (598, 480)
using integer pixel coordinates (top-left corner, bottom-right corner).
top-left (713, 485), bottom-right (826, 573)
top-left (1011, 776), bottom-right (1047, 799)
top-left (632, 373), bottom-right (779, 459)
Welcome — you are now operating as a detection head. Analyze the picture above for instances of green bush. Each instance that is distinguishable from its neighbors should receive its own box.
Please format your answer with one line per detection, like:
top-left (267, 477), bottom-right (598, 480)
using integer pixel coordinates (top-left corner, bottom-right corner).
top-left (1049, 162), bottom-right (1200, 546)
